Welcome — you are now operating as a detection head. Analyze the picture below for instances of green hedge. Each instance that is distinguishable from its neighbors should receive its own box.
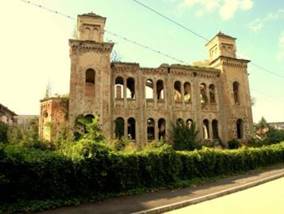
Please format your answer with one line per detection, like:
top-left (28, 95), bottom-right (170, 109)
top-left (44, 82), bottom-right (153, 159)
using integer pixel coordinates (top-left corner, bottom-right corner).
top-left (1, 142), bottom-right (284, 204)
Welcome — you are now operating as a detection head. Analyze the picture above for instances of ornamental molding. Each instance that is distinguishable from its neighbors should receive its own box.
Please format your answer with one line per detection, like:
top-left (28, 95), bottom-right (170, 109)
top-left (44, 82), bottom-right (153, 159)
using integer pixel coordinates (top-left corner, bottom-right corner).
top-left (69, 39), bottom-right (114, 54)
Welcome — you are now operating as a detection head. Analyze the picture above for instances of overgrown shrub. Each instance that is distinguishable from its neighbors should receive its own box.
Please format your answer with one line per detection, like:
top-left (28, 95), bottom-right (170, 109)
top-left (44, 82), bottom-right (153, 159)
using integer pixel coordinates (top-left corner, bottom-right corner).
top-left (1, 141), bottom-right (284, 207)
top-left (172, 121), bottom-right (200, 151)
top-left (227, 139), bottom-right (241, 149)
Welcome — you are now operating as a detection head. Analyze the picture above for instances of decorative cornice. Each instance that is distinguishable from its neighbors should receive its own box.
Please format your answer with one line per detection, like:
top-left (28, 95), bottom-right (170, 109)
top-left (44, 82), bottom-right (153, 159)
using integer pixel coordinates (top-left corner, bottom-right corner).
top-left (69, 39), bottom-right (114, 54)
top-left (210, 55), bottom-right (250, 67)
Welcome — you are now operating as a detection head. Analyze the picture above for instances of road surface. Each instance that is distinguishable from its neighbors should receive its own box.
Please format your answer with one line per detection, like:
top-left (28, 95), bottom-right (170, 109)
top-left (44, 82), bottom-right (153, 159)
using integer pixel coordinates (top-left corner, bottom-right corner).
top-left (166, 177), bottom-right (284, 214)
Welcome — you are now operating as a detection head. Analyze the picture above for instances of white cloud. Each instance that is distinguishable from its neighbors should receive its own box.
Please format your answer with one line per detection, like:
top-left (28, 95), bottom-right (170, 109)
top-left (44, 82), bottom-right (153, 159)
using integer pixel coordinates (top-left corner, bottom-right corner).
top-left (277, 32), bottom-right (284, 62)
top-left (181, 0), bottom-right (253, 20)
top-left (249, 9), bottom-right (284, 32)
top-left (240, 0), bottom-right (254, 11)
top-left (219, 0), bottom-right (239, 20)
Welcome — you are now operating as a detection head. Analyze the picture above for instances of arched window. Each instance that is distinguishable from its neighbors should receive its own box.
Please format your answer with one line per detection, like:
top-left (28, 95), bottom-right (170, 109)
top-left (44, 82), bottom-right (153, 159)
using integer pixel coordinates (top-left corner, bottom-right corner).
top-left (233, 81), bottom-right (240, 104)
top-left (176, 118), bottom-right (184, 127)
top-left (174, 81), bottom-right (182, 102)
top-left (127, 77), bottom-right (135, 99)
top-left (147, 118), bottom-right (155, 141)
top-left (115, 76), bottom-right (124, 99)
top-left (184, 82), bottom-right (191, 103)
top-left (156, 80), bottom-right (164, 100)
top-left (203, 119), bottom-right (210, 139)
top-left (115, 117), bottom-right (124, 139)
top-left (186, 119), bottom-right (193, 128)
top-left (212, 119), bottom-right (219, 139)
top-left (209, 84), bottom-right (216, 104)
top-left (158, 118), bottom-right (166, 140)
top-left (200, 83), bottom-right (207, 105)
top-left (85, 69), bottom-right (95, 84)
top-left (84, 114), bottom-right (94, 123)
top-left (127, 118), bottom-right (136, 140)
top-left (145, 79), bottom-right (154, 99)
top-left (84, 27), bottom-right (91, 40)
top-left (236, 119), bottom-right (243, 139)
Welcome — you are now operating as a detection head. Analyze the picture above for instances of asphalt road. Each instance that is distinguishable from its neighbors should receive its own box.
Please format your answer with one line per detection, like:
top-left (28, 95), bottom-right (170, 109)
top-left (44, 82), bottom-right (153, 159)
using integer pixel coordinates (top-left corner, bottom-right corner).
top-left (166, 177), bottom-right (284, 214)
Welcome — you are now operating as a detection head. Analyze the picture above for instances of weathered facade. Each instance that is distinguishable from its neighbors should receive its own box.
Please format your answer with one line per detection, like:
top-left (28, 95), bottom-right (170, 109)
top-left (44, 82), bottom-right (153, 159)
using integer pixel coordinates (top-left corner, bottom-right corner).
top-left (39, 13), bottom-right (253, 145)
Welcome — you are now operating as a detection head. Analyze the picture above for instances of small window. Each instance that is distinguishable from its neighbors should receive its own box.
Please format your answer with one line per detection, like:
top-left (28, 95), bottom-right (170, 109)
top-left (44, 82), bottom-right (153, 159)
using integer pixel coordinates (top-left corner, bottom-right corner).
top-left (86, 69), bottom-right (95, 84)
top-left (233, 81), bottom-right (240, 104)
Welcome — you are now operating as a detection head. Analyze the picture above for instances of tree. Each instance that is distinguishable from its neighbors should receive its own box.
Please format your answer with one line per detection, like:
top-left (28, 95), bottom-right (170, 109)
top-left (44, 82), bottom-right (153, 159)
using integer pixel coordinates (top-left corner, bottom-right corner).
top-left (0, 122), bottom-right (8, 143)
top-left (171, 120), bottom-right (200, 151)
top-left (255, 117), bottom-right (270, 139)
top-left (74, 115), bottom-right (104, 142)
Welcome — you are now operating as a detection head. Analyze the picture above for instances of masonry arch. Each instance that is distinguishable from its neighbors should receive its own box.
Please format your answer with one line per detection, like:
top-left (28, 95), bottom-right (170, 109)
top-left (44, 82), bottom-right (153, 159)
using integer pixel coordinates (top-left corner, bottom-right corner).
top-left (176, 118), bottom-right (184, 126)
top-left (127, 117), bottom-right (136, 140)
top-left (186, 119), bottom-right (193, 128)
top-left (200, 83), bottom-right (208, 105)
top-left (147, 118), bottom-right (155, 141)
top-left (145, 79), bottom-right (154, 99)
top-left (202, 119), bottom-right (210, 139)
top-left (114, 76), bottom-right (124, 99)
top-left (233, 81), bottom-right (240, 104)
top-left (156, 80), bottom-right (164, 100)
top-left (174, 81), bottom-right (182, 102)
top-left (158, 118), bottom-right (166, 140)
top-left (212, 119), bottom-right (219, 139)
top-left (85, 68), bottom-right (95, 84)
top-left (209, 84), bottom-right (216, 104)
top-left (184, 82), bottom-right (191, 103)
top-left (126, 77), bottom-right (135, 99)
top-left (114, 117), bottom-right (124, 139)
top-left (236, 119), bottom-right (244, 139)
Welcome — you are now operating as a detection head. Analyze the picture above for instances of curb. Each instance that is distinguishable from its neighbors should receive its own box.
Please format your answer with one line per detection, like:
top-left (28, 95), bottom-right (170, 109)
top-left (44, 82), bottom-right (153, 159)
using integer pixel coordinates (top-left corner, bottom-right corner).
top-left (133, 171), bottom-right (284, 214)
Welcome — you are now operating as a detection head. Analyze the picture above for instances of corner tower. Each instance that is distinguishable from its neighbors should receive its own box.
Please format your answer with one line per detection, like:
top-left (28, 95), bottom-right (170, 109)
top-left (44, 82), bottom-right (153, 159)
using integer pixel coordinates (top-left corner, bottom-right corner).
top-left (206, 32), bottom-right (253, 143)
top-left (69, 13), bottom-right (114, 138)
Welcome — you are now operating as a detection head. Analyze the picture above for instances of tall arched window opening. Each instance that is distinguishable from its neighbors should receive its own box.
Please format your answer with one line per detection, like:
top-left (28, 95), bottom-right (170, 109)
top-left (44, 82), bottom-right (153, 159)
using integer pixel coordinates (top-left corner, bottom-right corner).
top-left (158, 119), bottom-right (166, 140)
top-left (126, 78), bottom-right (135, 99)
top-left (209, 84), bottom-right (216, 104)
top-left (233, 81), bottom-right (240, 104)
top-left (115, 117), bottom-right (124, 139)
top-left (115, 76), bottom-right (124, 99)
top-left (174, 81), bottom-right (182, 102)
top-left (236, 119), bottom-right (243, 139)
top-left (156, 80), bottom-right (164, 100)
top-left (127, 118), bottom-right (136, 140)
top-left (184, 82), bottom-right (191, 103)
top-left (203, 119), bottom-right (210, 139)
top-left (212, 119), bottom-right (219, 139)
top-left (186, 119), bottom-right (193, 128)
top-left (85, 69), bottom-right (95, 84)
top-left (145, 79), bottom-right (154, 99)
top-left (147, 118), bottom-right (155, 141)
top-left (200, 83), bottom-right (208, 105)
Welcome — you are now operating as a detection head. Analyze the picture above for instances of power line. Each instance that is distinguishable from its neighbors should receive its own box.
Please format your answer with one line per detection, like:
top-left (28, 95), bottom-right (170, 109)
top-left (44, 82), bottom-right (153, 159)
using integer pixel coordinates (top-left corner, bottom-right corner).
top-left (131, 0), bottom-right (209, 42)
top-left (250, 62), bottom-right (284, 78)
top-left (131, 0), bottom-right (284, 79)
top-left (19, 0), bottom-right (186, 64)
top-left (18, 0), bottom-right (284, 80)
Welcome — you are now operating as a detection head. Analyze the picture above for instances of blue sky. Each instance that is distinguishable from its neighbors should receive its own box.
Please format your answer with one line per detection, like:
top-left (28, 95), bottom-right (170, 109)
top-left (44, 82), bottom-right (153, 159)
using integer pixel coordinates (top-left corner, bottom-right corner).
top-left (0, 0), bottom-right (283, 122)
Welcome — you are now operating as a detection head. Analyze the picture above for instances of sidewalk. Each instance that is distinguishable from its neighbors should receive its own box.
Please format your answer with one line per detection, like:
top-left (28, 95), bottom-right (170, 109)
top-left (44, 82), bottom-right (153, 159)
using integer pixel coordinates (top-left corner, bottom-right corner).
top-left (40, 164), bottom-right (284, 214)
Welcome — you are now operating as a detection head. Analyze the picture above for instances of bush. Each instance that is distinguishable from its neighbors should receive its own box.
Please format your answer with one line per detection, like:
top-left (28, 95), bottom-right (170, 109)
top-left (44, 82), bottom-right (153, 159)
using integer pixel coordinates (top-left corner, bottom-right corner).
top-left (1, 142), bottom-right (284, 209)
top-left (227, 139), bottom-right (241, 149)
top-left (172, 121), bottom-right (200, 151)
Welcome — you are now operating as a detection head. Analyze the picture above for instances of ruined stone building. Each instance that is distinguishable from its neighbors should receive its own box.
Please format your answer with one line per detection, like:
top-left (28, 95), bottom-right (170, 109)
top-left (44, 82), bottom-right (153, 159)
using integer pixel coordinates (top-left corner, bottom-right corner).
top-left (0, 103), bottom-right (17, 125)
top-left (39, 13), bottom-right (253, 145)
